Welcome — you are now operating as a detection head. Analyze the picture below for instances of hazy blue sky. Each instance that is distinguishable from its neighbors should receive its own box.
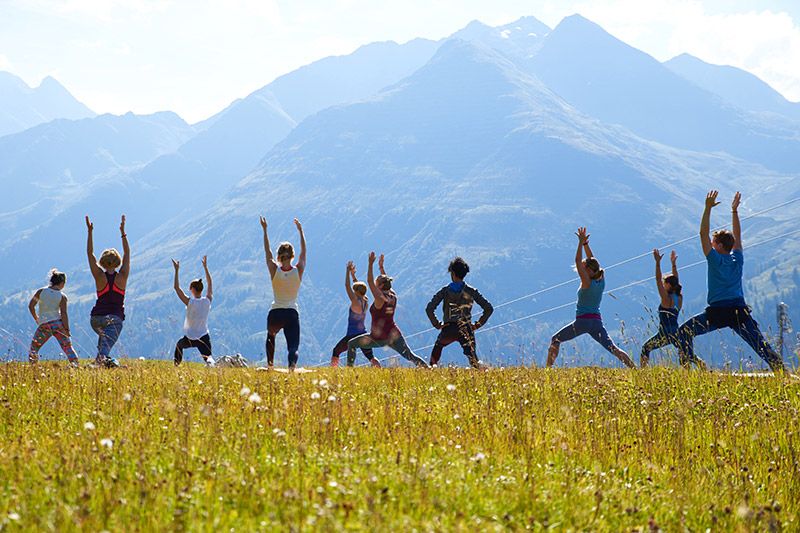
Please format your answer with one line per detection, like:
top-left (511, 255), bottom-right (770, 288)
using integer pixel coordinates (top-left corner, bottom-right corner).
top-left (1, 0), bottom-right (798, 122)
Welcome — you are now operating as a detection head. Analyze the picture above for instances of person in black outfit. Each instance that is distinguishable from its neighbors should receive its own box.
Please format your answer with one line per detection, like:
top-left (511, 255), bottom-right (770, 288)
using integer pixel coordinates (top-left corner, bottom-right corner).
top-left (425, 257), bottom-right (493, 368)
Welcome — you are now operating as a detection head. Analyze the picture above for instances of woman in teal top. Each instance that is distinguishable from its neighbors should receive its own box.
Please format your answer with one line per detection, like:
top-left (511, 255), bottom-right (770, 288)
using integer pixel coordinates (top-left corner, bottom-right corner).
top-left (547, 227), bottom-right (635, 368)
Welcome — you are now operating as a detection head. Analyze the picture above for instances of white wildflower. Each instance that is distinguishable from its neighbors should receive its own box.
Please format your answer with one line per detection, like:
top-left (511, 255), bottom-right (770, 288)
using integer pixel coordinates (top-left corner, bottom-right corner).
top-left (310, 392), bottom-right (321, 400)
top-left (8, 512), bottom-right (20, 521)
top-left (239, 386), bottom-right (251, 397)
top-left (122, 393), bottom-right (132, 402)
top-left (471, 452), bottom-right (486, 462)
top-left (327, 395), bottom-right (336, 402)
top-left (248, 392), bottom-right (262, 404)
top-left (100, 438), bottom-right (113, 449)
top-left (446, 384), bottom-right (456, 391)
top-left (83, 421), bottom-right (95, 431)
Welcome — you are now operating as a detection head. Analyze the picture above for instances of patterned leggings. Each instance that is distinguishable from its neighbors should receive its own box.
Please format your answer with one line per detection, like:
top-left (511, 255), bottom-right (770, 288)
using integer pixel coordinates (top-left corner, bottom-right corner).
top-left (29, 320), bottom-right (78, 363)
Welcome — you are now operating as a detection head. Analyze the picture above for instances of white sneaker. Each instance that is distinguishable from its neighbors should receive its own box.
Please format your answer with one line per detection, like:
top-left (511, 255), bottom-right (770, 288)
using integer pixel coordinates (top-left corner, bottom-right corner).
top-left (205, 357), bottom-right (216, 368)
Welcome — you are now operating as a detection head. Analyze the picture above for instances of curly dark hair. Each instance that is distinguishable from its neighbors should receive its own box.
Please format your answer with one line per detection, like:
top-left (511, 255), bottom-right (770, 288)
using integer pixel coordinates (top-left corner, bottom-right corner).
top-left (448, 257), bottom-right (470, 279)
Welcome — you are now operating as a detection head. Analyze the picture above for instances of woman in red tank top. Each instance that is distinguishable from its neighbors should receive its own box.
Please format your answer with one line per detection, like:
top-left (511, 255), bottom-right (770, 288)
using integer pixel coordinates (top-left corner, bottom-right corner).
top-left (345, 253), bottom-right (428, 367)
top-left (86, 215), bottom-right (130, 368)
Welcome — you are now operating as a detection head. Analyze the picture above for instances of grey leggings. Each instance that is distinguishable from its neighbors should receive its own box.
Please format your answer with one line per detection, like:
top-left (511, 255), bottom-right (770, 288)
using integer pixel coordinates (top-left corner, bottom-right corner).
top-left (346, 333), bottom-right (428, 367)
top-left (551, 317), bottom-right (619, 353)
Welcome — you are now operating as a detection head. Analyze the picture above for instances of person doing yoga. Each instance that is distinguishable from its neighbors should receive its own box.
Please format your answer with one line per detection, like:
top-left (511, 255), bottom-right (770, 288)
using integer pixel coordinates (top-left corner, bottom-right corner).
top-left (640, 250), bottom-right (687, 367)
top-left (86, 215), bottom-right (129, 368)
top-left (346, 253), bottom-right (428, 367)
top-left (547, 227), bottom-right (635, 368)
top-left (27, 269), bottom-right (79, 366)
top-left (172, 256), bottom-right (215, 367)
top-left (676, 191), bottom-right (784, 371)
top-left (261, 216), bottom-right (306, 371)
top-left (331, 261), bottom-right (379, 367)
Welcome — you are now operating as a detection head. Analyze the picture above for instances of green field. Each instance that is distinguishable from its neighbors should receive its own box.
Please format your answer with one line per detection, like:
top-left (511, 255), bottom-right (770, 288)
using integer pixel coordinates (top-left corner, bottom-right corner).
top-left (1, 362), bottom-right (798, 531)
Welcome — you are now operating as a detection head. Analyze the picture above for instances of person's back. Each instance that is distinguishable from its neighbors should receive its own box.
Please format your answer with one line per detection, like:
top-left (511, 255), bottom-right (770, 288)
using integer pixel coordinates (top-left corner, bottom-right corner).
top-left (271, 267), bottom-right (301, 310)
top-left (37, 287), bottom-right (63, 324)
top-left (576, 277), bottom-right (604, 317)
top-left (185, 296), bottom-right (211, 339)
top-left (370, 290), bottom-right (398, 340)
top-left (706, 248), bottom-right (744, 306)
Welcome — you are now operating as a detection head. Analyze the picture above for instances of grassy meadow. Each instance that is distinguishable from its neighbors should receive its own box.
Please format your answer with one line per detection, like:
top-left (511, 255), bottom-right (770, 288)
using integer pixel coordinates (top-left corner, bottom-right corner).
top-left (0, 361), bottom-right (798, 531)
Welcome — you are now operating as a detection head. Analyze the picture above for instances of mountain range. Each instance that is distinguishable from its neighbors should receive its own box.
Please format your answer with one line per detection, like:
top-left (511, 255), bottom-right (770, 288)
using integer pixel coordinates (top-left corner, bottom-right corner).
top-left (0, 14), bottom-right (798, 369)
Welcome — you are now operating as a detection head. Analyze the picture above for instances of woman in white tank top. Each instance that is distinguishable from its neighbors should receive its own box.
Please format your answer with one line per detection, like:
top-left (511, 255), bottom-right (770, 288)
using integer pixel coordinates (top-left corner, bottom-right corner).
top-left (260, 216), bottom-right (307, 371)
top-left (171, 256), bottom-right (215, 367)
top-left (27, 269), bottom-right (79, 366)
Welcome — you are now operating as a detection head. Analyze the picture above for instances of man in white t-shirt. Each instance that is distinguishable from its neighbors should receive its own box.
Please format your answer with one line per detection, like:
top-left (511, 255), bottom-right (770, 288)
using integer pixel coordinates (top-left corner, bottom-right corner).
top-left (172, 256), bottom-right (215, 367)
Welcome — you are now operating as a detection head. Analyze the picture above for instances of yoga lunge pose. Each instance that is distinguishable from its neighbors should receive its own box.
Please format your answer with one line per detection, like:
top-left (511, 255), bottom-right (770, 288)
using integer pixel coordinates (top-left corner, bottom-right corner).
top-left (677, 191), bottom-right (784, 371)
top-left (27, 269), bottom-right (79, 366)
top-left (547, 227), bottom-right (635, 368)
top-left (346, 253), bottom-right (429, 367)
top-left (172, 256), bottom-right (215, 367)
top-left (331, 261), bottom-right (379, 367)
top-left (86, 215), bottom-right (129, 368)
top-left (425, 257), bottom-right (493, 368)
top-left (261, 216), bottom-right (306, 371)
top-left (640, 250), bottom-right (684, 367)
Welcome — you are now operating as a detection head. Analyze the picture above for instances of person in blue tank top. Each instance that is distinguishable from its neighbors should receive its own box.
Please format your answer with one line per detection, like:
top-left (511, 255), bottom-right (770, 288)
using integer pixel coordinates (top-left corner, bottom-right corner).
top-left (640, 249), bottom-right (698, 368)
top-left (677, 191), bottom-right (784, 371)
top-left (547, 227), bottom-right (635, 368)
top-left (331, 261), bottom-right (380, 367)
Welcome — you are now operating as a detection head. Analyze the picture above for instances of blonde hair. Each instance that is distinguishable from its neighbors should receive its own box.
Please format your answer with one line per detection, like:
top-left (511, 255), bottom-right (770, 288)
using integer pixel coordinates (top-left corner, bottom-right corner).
top-left (276, 242), bottom-right (294, 260)
top-left (99, 248), bottom-right (122, 270)
top-left (352, 281), bottom-right (368, 297)
top-left (376, 274), bottom-right (393, 290)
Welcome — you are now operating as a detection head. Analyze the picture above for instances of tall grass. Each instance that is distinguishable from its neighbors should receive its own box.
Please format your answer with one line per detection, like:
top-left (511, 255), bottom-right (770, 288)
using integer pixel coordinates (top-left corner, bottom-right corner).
top-left (0, 362), bottom-right (797, 531)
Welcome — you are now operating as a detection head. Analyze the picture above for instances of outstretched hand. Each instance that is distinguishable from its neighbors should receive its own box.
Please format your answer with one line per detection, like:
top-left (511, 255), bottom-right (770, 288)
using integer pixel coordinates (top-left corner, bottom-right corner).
top-left (172, 259), bottom-right (180, 270)
top-left (346, 260), bottom-right (355, 273)
top-left (652, 248), bottom-right (663, 262)
top-left (202, 255), bottom-right (208, 269)
top-left (85, 215), bottom-right (93, 231)
top-left (670, 250), bottom-right (678, 264)
top-left (259, 216), bottom-right (267, 230)
top-left (368, 251), bottom-right (376, 264)
top-left (294, 218), bottom-right (303, 231)
top-left (120, 214), bottom-right (126, 235)
top-left (732, 191), bottom-right (741, 212)
top-left (378, 254), bottom-right (385, 271)
top-left (575, 227), bottom-right (590, 244)
top-left (705, 190), bottom-right (720, 209)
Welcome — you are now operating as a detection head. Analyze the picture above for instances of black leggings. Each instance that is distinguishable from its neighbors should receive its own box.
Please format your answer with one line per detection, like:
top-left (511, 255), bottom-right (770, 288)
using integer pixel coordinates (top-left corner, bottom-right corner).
top-left (174, 334), bottom-right (212, 365)
top-left (267, 308), bottom-right (300, 367)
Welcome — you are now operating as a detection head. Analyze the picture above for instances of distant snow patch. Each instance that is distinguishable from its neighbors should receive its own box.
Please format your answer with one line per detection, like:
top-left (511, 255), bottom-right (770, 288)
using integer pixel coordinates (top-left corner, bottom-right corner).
top-left (500, 30), bottom-right (511, 39)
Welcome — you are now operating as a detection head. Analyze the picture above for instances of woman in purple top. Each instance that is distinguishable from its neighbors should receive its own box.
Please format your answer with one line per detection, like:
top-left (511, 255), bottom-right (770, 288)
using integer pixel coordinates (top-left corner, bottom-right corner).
top-left (330, 261), bottom-right (379, 367)
top-left (86, 215), bottom-right (130, 368)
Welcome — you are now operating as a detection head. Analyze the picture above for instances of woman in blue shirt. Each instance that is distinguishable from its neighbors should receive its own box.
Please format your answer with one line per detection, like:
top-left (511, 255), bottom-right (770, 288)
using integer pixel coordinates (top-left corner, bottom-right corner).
top-left (547, 227), bottom-right (635, 368)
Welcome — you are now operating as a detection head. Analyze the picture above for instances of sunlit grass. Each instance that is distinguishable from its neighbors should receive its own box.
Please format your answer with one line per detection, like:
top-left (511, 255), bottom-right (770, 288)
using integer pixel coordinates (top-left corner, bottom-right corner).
top-left (0, 361), bottom-right (797, 531)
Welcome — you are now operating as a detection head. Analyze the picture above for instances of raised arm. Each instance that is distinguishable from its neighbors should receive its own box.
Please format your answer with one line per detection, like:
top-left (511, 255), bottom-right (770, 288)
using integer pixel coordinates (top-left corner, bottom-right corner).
top-left (85, 216), bottom-right (103, 279)
top-left (59, 295), bottom-right (71, 336)
top-left (119, 215), bottom-right (130, 280)
top-left (378, 254), bottom-right (386, 276)
top-left (172, 259), bottom-right (189, 305)
top-left (700, 190), bottom-right (719, 256)
top-left (653, 249), bottom-right (670, 307)
top-left (202, 255), bottom-right (213, 301)
top-left (294, 218), bottom-right (307, 276)
top-left (28, 289), bottom-right (42, 323)
top-left (731, 191), bottom-right (742, 251)
top-left (260, 216), bottom-right (277, 279)
top-left (367, 252), bottom-right (387, 307)
top-left (575, 227), bottom-right (591, 288)
top-left (344, 261), bottom-right (357, 302)
top-left (670, 250), bottom-right (679, 279)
